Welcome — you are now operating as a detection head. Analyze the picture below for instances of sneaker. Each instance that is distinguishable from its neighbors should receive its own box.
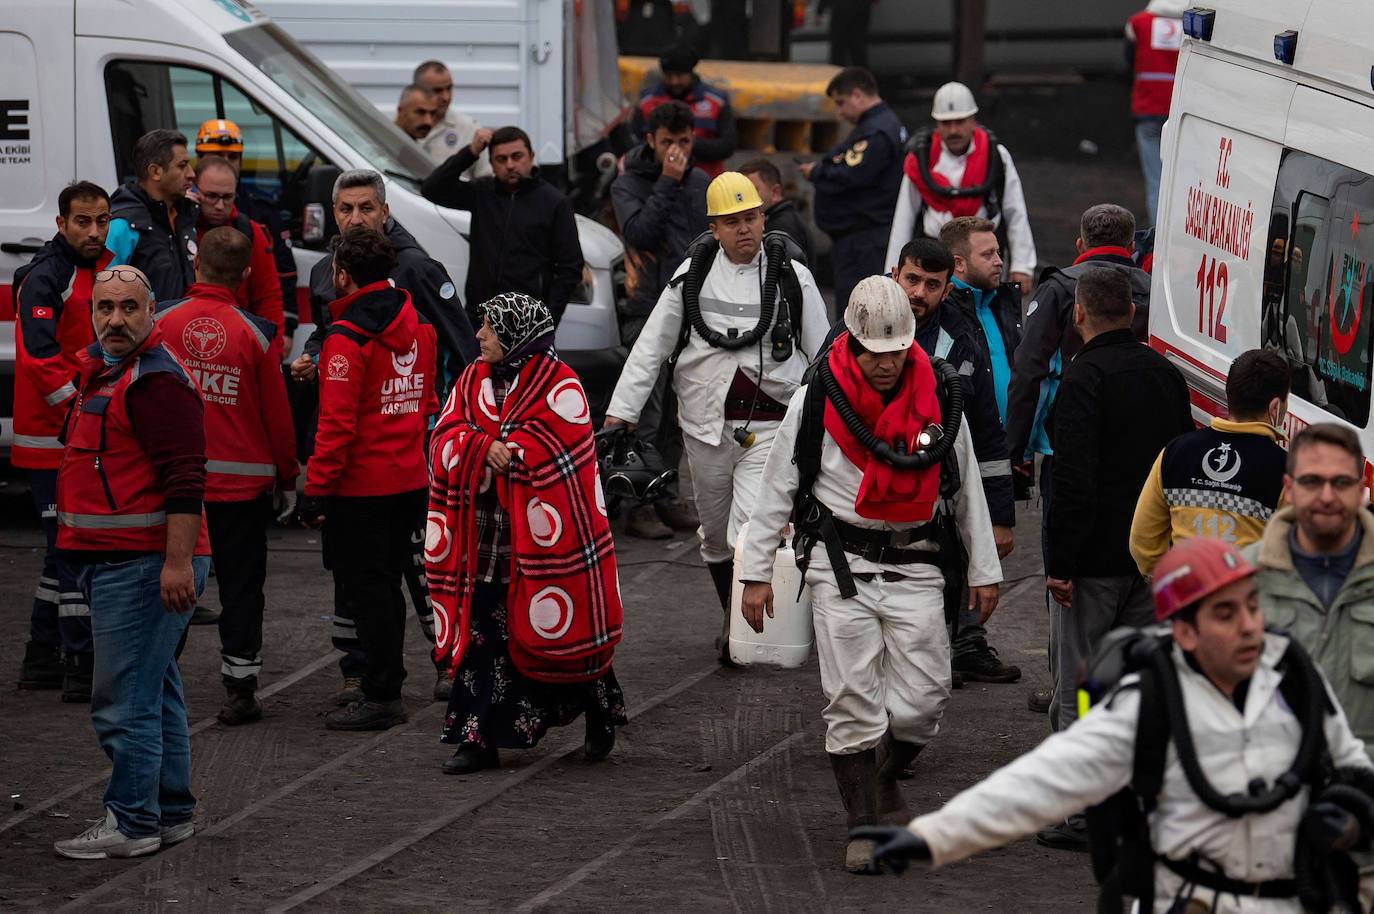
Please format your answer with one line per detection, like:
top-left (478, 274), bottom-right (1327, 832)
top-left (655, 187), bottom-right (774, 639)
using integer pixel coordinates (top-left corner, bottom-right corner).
top-left (61, 653), bottom-right (93, 704)
top-left (1028, 687), bottom-right (1052, 714)
top-left (1035, 815), bottom-right (1089, 852)
top-left (160, 820), bottom-right (195, 847)
top-left (189, 605), bottom-right (220, 626)
top-left (17, 642), bottom-right (64, 690)
top-left (324, 698), bottom-right (407, 731)
top-left (584, 715), bottom-right (616, 762)
top-left (433, 670), bottom-right (454, 702)
top-left (625, 504), bottom-right (672, 540)
top-left (654, 498), bottom-right (699, 531)
top-left (217, 688), bottom-right (263, 726)
top-left (953, 642), bottom-right (1022, 684)
top-left (442, 745), bottom-right (500, 775)
top-left (333, 677), bottom-right (364, 707)
top-left (54, 810), bottom-right (161, 860)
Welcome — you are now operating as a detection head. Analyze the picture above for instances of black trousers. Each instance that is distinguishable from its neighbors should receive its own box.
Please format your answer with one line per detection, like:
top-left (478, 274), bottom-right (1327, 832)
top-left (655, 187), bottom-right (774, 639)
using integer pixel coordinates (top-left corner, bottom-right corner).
top-left (323, 489), bottom-right (427, 703)
top-left (827, 0), bottom-right (872, 67)
top-left (831, 224), bottom-right (891, 321)
top-left (205, 494), bottom-right (273, 692)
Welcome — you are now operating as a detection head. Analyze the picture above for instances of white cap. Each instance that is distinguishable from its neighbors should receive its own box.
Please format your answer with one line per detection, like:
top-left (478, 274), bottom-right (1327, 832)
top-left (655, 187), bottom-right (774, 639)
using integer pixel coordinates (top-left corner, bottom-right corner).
top-left (931, 82), bottom-right (978, 121)
top-left (844, 276), bottom-right (915, 354)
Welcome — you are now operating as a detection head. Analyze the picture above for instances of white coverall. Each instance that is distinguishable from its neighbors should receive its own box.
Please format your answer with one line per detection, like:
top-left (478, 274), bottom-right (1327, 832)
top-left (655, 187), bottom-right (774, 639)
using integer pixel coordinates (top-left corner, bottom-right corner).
top-left (418, 107), bottom-right (495, 178)
top-left (607, 247), bottom-right (829, 564)
top-left (738, 386), bottom-right (1002, 754)
top-left (883, 133), bottom-right (1037, 278)
top-left (908, 633), bottom-right (1374, 913)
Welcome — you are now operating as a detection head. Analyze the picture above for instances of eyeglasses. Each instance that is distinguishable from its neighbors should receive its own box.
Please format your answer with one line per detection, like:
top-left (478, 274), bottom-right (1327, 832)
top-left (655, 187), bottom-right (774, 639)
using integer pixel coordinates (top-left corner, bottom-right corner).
top-left (1293, 474), bottom-right (1361, 493)
top-left (95, 268), bottom-right (153, 293)
top-left (201, 191), bottom-right (236, 205)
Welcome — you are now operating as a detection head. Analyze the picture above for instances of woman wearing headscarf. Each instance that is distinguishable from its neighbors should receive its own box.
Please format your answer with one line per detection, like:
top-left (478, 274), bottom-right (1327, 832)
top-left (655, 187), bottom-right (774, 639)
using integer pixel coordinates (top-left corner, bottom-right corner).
top-left (425, 293), bottom-right (627, 774)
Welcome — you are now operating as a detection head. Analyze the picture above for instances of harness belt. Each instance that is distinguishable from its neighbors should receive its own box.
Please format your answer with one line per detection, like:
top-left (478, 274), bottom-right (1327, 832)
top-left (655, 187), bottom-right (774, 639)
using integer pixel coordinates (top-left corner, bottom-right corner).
top-left (1162, 856), bottom-right (1297, 899)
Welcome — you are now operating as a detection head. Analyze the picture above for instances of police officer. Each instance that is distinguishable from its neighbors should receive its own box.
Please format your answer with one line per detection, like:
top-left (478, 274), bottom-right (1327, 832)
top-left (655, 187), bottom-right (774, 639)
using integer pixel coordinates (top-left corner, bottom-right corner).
top-left (801, 67), bottom-right (906, 315)
top-left (412, 60), bottom-right (494, 177)
top-left (603, 171), bottom-right (829, 662)
top-left (738, 276), bottom-right (1002, 873)
top-left (192, 119), bottom-right (298, 351)
top-left (885, 82), bottom-right (1036, 289)
top-left (106, 130), bottom-right (197, 301)
top-left (12, 181), bottom-right (112, 700)
top-left (157, 227), bottom-right (298, 726)
top-left (856, 538), bottom-right (1374, 914)
top-left (631, 44), bottom-right (737, 179)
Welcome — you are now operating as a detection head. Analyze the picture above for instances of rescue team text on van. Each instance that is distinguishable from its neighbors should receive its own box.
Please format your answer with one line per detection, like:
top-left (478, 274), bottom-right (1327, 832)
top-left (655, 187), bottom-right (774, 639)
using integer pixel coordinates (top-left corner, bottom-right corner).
top-left (0, 0), bottom-right (624, 450)
top-left (1152, 0), bottom-right (1374, 488)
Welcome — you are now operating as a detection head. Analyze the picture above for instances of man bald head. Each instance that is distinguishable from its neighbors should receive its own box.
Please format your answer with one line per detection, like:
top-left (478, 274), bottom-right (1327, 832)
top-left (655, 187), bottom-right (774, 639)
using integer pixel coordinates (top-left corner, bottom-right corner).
top-left (92, 266), bottom-right (155, 358)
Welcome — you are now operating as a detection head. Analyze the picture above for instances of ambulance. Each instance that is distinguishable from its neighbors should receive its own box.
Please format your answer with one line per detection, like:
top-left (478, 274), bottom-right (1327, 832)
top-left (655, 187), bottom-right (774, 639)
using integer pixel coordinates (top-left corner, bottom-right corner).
top-left (1152, 0), bottom-right (1374, 465)
top-left (0, 0), bottom-right (625, 449)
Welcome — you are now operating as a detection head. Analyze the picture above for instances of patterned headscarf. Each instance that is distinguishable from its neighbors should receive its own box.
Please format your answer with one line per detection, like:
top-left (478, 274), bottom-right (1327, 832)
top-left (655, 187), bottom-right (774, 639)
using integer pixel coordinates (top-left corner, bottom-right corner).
top-left (478, 292), bottom-right (557, 377)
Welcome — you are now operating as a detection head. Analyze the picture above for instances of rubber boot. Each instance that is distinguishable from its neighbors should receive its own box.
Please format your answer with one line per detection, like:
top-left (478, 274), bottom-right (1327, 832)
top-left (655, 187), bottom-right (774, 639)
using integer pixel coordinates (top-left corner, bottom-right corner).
top-left (18, 641), bottom-right (64, 690)
top-left (707, 561), bottom-right (736, 666)
top-left (875, 731), bottom-right (922, 825)
top-left (61, 652), bottom-right (93, 704)
top-left (830, 749), bottom-right (880, 874)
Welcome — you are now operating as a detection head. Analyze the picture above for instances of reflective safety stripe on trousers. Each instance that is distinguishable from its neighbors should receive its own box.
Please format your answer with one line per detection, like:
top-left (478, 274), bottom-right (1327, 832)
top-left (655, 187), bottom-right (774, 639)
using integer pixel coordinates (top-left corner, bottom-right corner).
top-left (206, 460), bottom-right (276, 477)
top-left (57, 511), bottom-right (167, 529)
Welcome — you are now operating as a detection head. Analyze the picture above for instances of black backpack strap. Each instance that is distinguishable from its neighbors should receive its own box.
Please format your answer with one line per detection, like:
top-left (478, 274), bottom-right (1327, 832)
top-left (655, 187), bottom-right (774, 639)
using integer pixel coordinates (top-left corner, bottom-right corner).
top-left (669, 232), bottom-right (720, 365)
top-left (790, 376), bottom-right (859, 599)
top-left (1132, 661), bottom-right (1170, 812)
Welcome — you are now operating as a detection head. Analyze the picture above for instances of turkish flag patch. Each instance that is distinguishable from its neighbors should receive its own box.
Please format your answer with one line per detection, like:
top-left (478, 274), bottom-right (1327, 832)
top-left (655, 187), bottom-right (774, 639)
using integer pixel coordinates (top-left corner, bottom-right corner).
top-left (32, 307), bottom-right (52, 319)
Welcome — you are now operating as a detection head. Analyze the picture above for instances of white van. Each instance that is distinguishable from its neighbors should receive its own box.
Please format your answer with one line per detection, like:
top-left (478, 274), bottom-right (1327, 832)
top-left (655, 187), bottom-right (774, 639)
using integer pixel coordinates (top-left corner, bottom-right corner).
top-left (0, 0), bottom-right (625, 448)
top-left (1152, 0), bottom-right (1374, 467)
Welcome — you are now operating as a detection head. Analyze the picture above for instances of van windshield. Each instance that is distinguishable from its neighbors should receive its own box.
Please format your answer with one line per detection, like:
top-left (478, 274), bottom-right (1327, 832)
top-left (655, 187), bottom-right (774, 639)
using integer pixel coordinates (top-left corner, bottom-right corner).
top-left (225, 23), bottom-right (432, 191)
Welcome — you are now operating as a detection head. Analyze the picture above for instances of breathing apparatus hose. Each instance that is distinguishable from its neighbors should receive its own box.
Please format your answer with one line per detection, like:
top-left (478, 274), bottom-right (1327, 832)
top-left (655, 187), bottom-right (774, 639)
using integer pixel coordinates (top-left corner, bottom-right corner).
top-left (816, 355), bottom-right (964, 469)
top-left (682, 234), bottom-right (785, 352)
top-left (1148, 641), bottom-right (1325, 817)
top-left (1293, 783), bottom-right (1374, 914)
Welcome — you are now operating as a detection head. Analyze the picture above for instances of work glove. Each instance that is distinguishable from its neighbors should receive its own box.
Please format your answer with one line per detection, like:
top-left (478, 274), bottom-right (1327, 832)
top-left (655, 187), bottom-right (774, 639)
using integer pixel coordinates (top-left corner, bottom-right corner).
top-left (1304, 801), bottom-right (1361, 855)
top-left (297, 495), bottom-right (327, 528)
top-left (848, 826), bottom-right (931, 876)
top-left (274, 488), bottom-right (299, 526)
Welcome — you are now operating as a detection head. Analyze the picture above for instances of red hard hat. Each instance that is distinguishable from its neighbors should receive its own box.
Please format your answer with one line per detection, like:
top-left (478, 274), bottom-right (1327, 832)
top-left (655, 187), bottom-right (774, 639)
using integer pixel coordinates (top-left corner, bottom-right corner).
top-left (1151, 538), bottom-right (1256, 622)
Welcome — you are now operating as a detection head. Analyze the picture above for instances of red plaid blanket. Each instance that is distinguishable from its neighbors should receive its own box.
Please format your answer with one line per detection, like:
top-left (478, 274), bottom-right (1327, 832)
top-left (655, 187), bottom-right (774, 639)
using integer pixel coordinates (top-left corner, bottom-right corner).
top-left (425, 353), bottom-right (622, 683)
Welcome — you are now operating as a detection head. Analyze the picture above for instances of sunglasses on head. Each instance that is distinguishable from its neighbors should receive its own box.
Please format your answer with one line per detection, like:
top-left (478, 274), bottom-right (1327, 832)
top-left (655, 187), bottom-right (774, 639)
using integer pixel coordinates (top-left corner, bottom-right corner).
top-left (95, 268), bottom-right (154, 293)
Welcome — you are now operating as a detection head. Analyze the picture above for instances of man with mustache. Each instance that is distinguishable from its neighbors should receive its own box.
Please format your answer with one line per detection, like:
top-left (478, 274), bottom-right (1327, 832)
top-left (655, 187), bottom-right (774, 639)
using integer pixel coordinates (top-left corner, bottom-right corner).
top-left (53, 265), bottom-right (212, 859)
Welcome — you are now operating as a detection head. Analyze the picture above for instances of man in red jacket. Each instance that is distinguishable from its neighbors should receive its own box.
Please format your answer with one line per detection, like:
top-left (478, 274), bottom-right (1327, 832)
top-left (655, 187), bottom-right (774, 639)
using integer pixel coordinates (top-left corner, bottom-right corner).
top-left (193, 156), bottom-right (284, 347)
top-left (1125, 1), bottom-right (1184, 226)
top-left (157, 227), bottom-right (299, 726)
top-left (13, 181), bottom-right (112, 700)
top-left (302, 227), bottom-right (438, 731)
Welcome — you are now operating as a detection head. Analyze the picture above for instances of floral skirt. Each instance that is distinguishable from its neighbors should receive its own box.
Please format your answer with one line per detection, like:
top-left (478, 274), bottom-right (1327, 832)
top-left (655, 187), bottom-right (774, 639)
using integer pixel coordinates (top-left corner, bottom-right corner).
top-left (440, 581), bottom-right (628, 748)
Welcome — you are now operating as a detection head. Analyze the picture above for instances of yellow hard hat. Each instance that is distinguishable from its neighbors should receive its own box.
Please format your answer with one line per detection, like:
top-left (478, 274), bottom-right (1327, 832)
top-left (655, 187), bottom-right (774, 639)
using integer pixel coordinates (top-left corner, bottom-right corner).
top-left (196, 118), bottom-right (243, 154)
top-left (706, 171), bottom-right (763, 218)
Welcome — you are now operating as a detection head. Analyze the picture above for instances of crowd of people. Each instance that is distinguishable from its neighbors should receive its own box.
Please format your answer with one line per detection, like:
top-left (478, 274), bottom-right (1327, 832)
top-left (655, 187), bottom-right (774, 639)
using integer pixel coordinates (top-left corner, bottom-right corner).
top-left (14, 22), bottom-right (1374, 913)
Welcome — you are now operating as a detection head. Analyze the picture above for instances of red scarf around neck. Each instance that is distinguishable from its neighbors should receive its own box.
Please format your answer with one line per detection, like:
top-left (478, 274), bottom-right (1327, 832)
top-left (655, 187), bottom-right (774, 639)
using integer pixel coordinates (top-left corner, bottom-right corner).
top-left (903, 127), bottom-right (992, 217)
top-left (822, 335), bottom-right (943, 523)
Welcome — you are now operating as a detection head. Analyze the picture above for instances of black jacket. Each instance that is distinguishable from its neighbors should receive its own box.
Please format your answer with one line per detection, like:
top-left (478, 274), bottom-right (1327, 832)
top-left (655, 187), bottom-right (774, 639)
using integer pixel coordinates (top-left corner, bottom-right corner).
top-left (811, 101), bottom-right (905, 235)
top-left (1047, 328), bottom-right (1192, 579)
top-left (941, 280), bottom-right (1023, 384)
top-left (914, 304), bottom-right (1015, 528)
top-left (764, 200), bottom-right (814, 268)
top-left (238, 193), bottom-right (298, 331)
top-left (1005, 249), bottom-right (1152, 463)
top-left (420, 148), bottom-right (584, 323)
top-left (610, 143), bottom-right (710, 317)
top-left (305, 218), bottom-right (476, 373)
top-left (108, 181), bottom-right (197, 301)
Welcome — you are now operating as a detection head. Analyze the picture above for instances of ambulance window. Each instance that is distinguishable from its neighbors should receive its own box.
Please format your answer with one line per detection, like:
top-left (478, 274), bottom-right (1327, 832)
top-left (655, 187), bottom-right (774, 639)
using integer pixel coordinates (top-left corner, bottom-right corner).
top-left (1263, 150), bottom-right (1374, 426)
top-left (104, 60), bottom-right (325, 236)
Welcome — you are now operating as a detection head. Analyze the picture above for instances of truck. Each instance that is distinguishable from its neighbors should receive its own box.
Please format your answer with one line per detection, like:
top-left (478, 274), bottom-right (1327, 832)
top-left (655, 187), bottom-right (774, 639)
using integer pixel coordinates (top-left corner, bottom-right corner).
top-left (0, 0), bottom-right (628, 450)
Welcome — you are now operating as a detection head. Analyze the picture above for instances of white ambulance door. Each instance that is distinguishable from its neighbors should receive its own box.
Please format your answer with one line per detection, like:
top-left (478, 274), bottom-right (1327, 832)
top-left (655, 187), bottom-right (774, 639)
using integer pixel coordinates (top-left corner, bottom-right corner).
top-left (260, 0), bottom-right (566, 164)
top-left (1150, 52), bottom-right (1290, 422)
top-left (1260, 86), bottom-right (1374, 441)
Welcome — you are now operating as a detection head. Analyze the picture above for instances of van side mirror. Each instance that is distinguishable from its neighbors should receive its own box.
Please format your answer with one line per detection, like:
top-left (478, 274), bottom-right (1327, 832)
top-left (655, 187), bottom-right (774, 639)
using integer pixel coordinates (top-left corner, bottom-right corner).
top-left (303, 163), bottom-right (341, 246)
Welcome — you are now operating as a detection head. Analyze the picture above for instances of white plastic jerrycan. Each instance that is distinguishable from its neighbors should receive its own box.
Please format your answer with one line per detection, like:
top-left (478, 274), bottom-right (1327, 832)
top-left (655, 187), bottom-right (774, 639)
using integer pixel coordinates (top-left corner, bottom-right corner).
top-left (729, 521), bottom-right (814, 668)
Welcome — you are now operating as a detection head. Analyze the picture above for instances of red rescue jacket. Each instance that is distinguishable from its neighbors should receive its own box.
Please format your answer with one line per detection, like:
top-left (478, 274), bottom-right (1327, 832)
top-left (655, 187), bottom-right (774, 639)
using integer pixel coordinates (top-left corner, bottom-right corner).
top-left (305, 281), bottom-right (439, 497)
top-left (156, 283), bottom-right (299, 502)
top-left (197, 210), bottom-right (285, 347)
top-left (12, 236), bottom-right (112, 469)
top-left (1128, 10), bottom-right (1182, 118)
top-left (57, 327), bottom-right (211, 554)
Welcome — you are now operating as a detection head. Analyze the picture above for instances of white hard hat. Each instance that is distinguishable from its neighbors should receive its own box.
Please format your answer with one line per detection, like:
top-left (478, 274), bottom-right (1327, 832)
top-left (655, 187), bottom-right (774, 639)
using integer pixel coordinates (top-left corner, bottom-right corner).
top-left (844, 276), bottom-right (915, 354)
top-left (931, 82), bottom-right (978, 121)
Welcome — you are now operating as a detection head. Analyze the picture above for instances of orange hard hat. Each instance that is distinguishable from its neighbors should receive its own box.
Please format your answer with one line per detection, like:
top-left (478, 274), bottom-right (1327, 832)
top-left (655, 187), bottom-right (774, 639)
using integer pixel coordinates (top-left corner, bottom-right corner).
top-left (196, 118), bottom-right (243, 154)
top-left (1150, 538), bottom-right (1257, 622)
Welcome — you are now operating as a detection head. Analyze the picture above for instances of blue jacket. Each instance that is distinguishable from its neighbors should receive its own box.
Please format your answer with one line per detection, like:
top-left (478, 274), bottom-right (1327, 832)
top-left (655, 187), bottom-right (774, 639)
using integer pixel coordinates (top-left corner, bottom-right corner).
top-left (811, 102), bottom-right (906, 235)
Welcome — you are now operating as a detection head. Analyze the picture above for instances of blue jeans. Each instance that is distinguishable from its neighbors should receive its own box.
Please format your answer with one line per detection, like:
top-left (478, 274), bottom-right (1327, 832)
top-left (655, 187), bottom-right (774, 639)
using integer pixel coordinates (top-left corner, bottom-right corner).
top-left (81, 553), bottom-right (210, 837)
top-left (1135, 118), bottom-right (1165, 227)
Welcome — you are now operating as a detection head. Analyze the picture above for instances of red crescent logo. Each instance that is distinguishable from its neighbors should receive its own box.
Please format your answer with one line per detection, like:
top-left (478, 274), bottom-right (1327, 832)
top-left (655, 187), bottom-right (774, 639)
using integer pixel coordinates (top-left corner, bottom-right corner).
top-left (546, 378), bottom-right (591, 425)
top-left (424, 511), bottom-right (452, 563)
top-left (528, 586), bottom-right (575, 640)
top-left (526, 498), bottom-right (564, 547)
